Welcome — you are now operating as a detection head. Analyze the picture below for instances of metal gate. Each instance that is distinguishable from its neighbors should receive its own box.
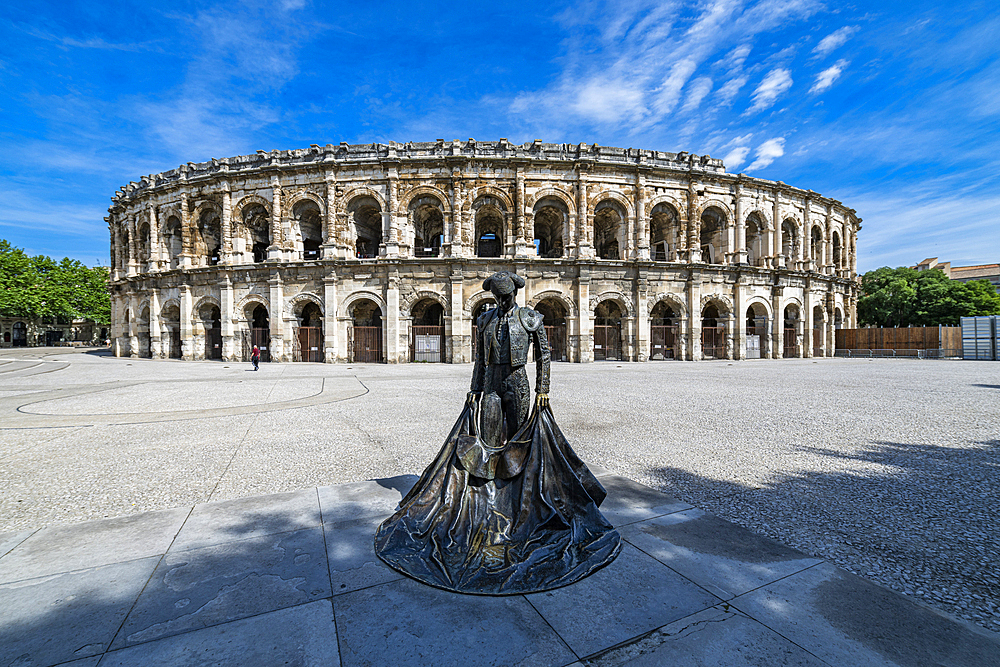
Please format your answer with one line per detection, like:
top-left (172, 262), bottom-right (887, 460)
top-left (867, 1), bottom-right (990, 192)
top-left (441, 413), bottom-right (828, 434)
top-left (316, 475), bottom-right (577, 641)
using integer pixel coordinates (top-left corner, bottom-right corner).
top-left (746, 334), bottom-right (761, 359)
top-left (295, 327), bottom-right (323, 362)
top-left (12, 322), bottom-right (27, 347)
top-left (351, 326), bottom-right (383, 363)
top-left (169, 329), bottom-right (181, 359)
top-left (411, 325), bottom-right (444, 362)
top-left (251, 328), bottom-right (271, 362)
top-left (702, 326), bottom-right (725, 359)
top-left (206, 327), bottom-right (222, 360)
top-left (783, 328), bottom-right (798, 358)
top-left (593, 325), bottom-right (622, 361)
top-left (546, 325), bottom-right (567, 361)
top-left (650, 325), bottom-right (677, 360)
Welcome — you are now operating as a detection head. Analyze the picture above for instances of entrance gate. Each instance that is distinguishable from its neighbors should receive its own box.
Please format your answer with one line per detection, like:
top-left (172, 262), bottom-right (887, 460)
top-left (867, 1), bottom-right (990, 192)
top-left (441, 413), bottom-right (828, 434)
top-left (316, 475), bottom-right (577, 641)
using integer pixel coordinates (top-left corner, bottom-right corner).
top-left (593, 325), bottom-right (622, 361)
top-left (206, 327), bottom-right (222, 360)
top-left (295, 327), bottom-right (323, 362)
top-left (650, 325), bottom-right (677, 360)
top-left (783, 328), bottom-right (798, 358)
top-left (546, 325), bottom-right (566, 362)
top-left (351, 326), bottom-right (383, 362)
top-left (702, 326), bottom-right (725, 359)
top-left (169, 329), bottom-right (181, 358)
top-left (12, 322), bottom-right (27, 347)
top-left (746, 334), bottom-right (761, 359)
top-left (251, 328), bottom-right (271, 362)
top-left (411, 325), bottom-right (444, 362)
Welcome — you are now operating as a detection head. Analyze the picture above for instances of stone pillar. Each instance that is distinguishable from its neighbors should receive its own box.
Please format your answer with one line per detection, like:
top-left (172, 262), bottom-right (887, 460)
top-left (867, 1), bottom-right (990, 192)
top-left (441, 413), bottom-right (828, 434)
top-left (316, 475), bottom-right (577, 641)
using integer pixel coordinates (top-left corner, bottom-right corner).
top-left (448, 173), bottom-right (463, 258)
top-left (180, 284), bottom-right (193, 360)
top-left (733, 280), bottom-right (744, 360)
top-left (220, 186), bottom-right (232, 264)
top-left (127, 215), bottom-right (138, 276)
top-left (128, 293), bottom-right (139, 357)
top-left (180, 195), bottom-right (194, 268)
top-left (803, 283), bottom-right (813, 358)
top-left (150, 289), bottom-right (161, 358)
top-left (636, 276), bottom-right (649, 361)
top-left (687, 179), bottom-right (701, 263)
top-left (449, 270), bottom-right (465, 362)
top-left (772, 289), bottom-right (783, 359)
top-left (799, 203), bottom-right (808, 271)
top-left (735, 181), bottom-right (747, 264)
top-left (825, 207), bottom-right (834, 275)
top-left (149, 204), bottom-right (161, 272)
top-left (221, 274), bottom-right (235, 361)
top-left (772, 188), bottom-right (782, 268)
top-left (514, 164), bottom-right (531, 258)
top-left (687, 271), bottom-right (701, 360)
top-left (384, 171), bottom-right (400, 257)
top-left (576, 172), bottom-right (592, 258)
top-left (635, 174), bottom-right (650, 260)
top-left (269, 177), bottom-right (282, 260)
top-left (322, 171), bottom-right (338, 259)
top-left (323, 272), bottom-right (338, 363)
top-left (386, 271), bottom-right (400, 362)
top-left (577, 272), bottom-right (591, 362)
top-left (269, 272), bottom-right (285, 361)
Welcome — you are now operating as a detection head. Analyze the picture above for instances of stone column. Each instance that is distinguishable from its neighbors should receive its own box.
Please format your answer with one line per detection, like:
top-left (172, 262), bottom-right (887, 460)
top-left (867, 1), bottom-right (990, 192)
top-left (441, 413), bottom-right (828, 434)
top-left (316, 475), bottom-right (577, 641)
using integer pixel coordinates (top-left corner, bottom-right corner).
top-left (149, 204), bottom-right (161, 272)
top-left (687, 179), bottom-right (701, 263)
top-left (635, 174), bottom-right (650, 260)
top-left (269, 177), bottom-right (282, 260)
top-left (448, 173), bottom-right (463, 258)
top-left (322, 171), bottom-right (338, 259)
top-left (636, 275), bottom-right (649, 361)
top-left (449, 270), bottom-right (465, 362)
top-left (576, 172), bottom-right (592, 258)
top-left (386, 271), bottom-right (400, 362)
top-left (799, 201), bottom-right (809, 271)
top-left (128, 293), bottom-right (139, 357)
top-left (127, 215), bottom-right (138, 276)
top-left (221, 274), bottom-right (235, 360)
top-left (180, 284), bottom-right (193, 360)
top-left (269, 271), bottom-right (285, 361)
top-left (803, 281), bottom-right (813, 358)
top-left (687, 272), bottom-right (700, 359)
top-left (772, 187), bottom-right (782, 268)
top-left (220, 186), bottom-right (232, 264)
top-left (150, 288), bottom-right (162, 358)
top-left (825, 207), bottom-right (834, 275)
top-left (735, 181), bottom-right (747, 264)
top-left (576, 272), bottom-right (591, 362)
top-left (772, 289), bottom-right (783, 358)
top-left (323, 272), bottom-right (338, 363)
top-left (733, 279), bottom-right (744, 360)
top-left (384, 171), bottom-right (400, 257)
top-left (514, 164), bottom-right (531, 257)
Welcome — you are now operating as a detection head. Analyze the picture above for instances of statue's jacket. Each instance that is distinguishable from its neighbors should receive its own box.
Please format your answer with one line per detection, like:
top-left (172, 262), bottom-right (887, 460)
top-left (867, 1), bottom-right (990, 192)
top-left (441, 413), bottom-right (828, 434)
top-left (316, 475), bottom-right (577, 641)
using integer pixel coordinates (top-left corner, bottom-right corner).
top-left (471, 305), bottom-right (550, 395)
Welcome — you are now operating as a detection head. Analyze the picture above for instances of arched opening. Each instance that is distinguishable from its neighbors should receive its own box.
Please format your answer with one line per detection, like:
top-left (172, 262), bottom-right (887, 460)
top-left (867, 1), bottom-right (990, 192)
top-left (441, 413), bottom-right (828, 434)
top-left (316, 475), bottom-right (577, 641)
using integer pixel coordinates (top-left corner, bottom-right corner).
top-left (294, 301), bottom-right (323, 362)
top-left (746, 213), bottom-right (765, 266)
top-left (119, 229), bottom-right (130, 272)
top-left (781, 219), bottom-right (797, 264)
top-left (701, 303), bottom-right (725, 359)
top-left (348, 196), bottom-right (382, 259)
top-left (196, 208), bottom-right (221, 266)
top-left (160, 304), bottom-right (181, 359)
top-left (137, 305), bottom-right (151, 358)
top-left (535, 298), bottom-right (568, 362)
top-left (411, 196), bottom-right (444, 257)
top-left (594, 300), bottom-right (623, 361)
top-left (240, 204), bottom-right (271, 264)
top-left (745, 303), bottom-right (767, 359)
top-left (197, 303), bottom-right (222, 360)
top-left (248, 304), bottom-right (270, 362)
top-left (810, 226), bottom-right (823, 270)
top-left (649, 203), bottom-right (679, 261)
top-left (834, 308), bottom-right (844, 329)
top-left (783, 305), bottom-right (800, 358)
top-left (832, 231), bottom-right (842, 269)
top-left (137, 222), bottom-right (150, 268)
top-left (164, 216), bottom-right (182, 269)
top-left (474, 202), bottom-right (504, 258)
top-left (594, 201), bottom-right (623, 260)
top-left (533, 198), bottom-right (565, 258)
top-left (471, 298), bottom-right (497, 361)
top-left (293, 200), bottom-right (323, 261)
top-left (650, 301), bottom-right (679, 360)
top-left (700, 206), bottom-right (725, 264)
top-left (12, 321), bottom-right (27, 347)
top-left (122, 308), bottom-right (132, 356)
top-left (410, 298), bottom-right (445, 362)
top-left (350, 299), bottom-right (384, 363)
top-left (813, 304), bottom-right (826, 358)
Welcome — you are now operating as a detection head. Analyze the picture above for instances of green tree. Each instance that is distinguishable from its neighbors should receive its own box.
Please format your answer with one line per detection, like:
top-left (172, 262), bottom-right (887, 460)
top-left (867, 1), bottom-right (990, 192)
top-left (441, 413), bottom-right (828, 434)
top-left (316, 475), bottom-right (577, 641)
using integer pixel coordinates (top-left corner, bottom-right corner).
top-left (859, 266), bottom-right (1000, 326)
top-left (858, 267), bottom-right (918, 327)
top-left (0, 240), bottom-right (40, 317)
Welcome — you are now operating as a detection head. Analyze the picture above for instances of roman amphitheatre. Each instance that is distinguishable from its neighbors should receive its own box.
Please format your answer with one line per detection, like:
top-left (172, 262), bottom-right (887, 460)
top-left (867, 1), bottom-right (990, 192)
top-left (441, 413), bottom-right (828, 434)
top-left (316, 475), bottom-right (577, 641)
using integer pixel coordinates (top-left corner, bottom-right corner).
top-left (106, 140), bottom-right (859, 364)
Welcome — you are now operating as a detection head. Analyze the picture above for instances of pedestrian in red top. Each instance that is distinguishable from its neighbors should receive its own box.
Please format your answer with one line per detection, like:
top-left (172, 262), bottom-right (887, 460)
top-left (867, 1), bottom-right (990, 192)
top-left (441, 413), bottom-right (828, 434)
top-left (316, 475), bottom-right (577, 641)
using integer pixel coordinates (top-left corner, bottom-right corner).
top-left (251, 345), bottom-right (260, 371)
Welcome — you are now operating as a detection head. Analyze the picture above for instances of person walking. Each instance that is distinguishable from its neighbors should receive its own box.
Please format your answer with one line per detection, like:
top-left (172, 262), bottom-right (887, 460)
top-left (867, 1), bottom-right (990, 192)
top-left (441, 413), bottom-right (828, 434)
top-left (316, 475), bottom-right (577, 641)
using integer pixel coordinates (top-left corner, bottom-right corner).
top-left (251, 345), bottom-right (260, 371)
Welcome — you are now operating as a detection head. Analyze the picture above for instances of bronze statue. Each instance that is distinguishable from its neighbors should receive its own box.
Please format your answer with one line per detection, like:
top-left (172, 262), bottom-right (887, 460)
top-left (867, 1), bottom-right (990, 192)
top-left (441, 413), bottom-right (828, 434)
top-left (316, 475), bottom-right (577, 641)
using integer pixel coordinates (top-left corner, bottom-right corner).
top-left (375, 270), bottom-right (621, 594)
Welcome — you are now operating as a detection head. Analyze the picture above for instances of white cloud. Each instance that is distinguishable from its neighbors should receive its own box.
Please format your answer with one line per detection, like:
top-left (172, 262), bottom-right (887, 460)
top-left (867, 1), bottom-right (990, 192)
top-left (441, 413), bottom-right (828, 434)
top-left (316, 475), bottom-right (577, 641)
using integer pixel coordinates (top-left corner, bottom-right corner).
top-left (813, 26), bottom-right (858, 57)
top-left (748, 68), bottom-right (792, 113)
top-left (722, 145), bottom-right (751, 168)
top-left (681, 77), bottom-right (713, 113)
top-left (745, 137), bottom-right (786, 171)
top-left (653, 59), bottom-right (699, 116)
top-left (810, 59), bottom-right (849, 94)
top-left (715, 75), bottom-right (747, 106)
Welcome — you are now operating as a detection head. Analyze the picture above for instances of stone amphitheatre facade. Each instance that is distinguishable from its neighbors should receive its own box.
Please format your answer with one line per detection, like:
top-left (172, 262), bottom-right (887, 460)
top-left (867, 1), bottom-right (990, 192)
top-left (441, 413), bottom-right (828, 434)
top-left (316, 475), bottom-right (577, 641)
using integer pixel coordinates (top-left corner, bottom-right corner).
top-left (106, 140), bottom-right (860, 364)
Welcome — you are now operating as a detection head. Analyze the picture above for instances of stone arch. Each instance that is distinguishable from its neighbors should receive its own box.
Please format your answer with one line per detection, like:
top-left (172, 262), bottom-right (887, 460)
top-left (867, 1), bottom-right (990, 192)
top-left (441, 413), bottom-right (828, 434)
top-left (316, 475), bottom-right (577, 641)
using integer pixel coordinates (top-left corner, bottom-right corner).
top-left (192, 199), bottom-right (222, 223)
top-left (286, 292), bottom-right (324, 317)
top-left (589, 291), bottom-right (634, 318)
top-left (341, 290), bottom-right (387, 318)
top-left (744, 296), bottom-right (773, 319)
top-left (648, 200), bottom-right (682, 261)
top-left (285, 189), bottom-right (325, 216)
top-left (159, 297), bottom-right (181, 316)
top-left (699, 292), bottom-right (733, 316)
top-left (468, 186), bottom-right (513, 214)
top-left (233, 194), bottom-right (272, 220)
top-left (526, 187), bottom-right (576, 215)
top-left (590, 190), bottom-right (635, 219)
top-left (782, 296), bottom-right (803, 313)
top-left (646, 292), bottom-right (687, 318)
top-left (398, 185), bottom-right (452, 215)
top-left (402, 290), bottom-right (449, 317)
top-left (193, 295), bottom-right (221, 313)
top-left (471, 193), bottom-right (508, 257)
top-left (237, 294), bottom-right (270, 320)
top-left (645, 193), bottom-right (685, 215)
top-left (464, 290), bottom-right (499, 317)
top-left (527, 290), bottom-right (577, 317)
top-left (593, 198), bottom-right (627, 260)
top-left (342, 186), bottom-right (387, 212)
top-left (696, 199), bottom-right (733, 223)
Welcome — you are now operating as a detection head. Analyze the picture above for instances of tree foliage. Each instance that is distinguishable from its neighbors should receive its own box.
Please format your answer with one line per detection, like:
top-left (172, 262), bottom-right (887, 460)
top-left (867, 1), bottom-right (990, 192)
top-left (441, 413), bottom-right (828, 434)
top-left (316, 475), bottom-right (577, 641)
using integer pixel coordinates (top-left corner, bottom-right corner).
top-left (858, 266), bottom-right (1000, 327)
top-left (0, 240), bottom-right (110, 324)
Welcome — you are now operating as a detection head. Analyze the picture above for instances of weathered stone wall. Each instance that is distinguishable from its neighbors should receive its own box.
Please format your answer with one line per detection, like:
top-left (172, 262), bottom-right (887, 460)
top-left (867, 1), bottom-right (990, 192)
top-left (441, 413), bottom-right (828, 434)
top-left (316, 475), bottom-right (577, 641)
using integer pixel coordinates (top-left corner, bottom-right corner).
top-left (107, 140), bottom-right (860, 363)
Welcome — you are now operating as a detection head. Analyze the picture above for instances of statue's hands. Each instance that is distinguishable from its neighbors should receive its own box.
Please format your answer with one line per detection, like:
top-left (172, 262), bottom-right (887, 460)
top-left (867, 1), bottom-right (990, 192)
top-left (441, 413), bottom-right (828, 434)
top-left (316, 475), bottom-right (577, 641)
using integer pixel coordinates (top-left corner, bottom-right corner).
top-left (467, 391), bottom-right (483, 404)
top-left (535, 392), bottom-right (549, 408)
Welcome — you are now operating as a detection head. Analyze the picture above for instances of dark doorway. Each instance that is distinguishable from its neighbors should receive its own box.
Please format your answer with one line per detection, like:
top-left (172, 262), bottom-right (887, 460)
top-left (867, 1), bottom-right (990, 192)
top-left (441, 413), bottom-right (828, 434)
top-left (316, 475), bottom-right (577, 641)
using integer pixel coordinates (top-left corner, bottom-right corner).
top-left (295, 302), bottom-right (323, 362)
top-left (12, 322), bottom-right (27, 347)
top-left (251, 305), bottom-right (271, 362)
top-left (411, 299), bottom-right (445, 362)
top-left (535, 299), bottom-right (568, 362)
top-left (351, 300), bottom-right (384, 363)
top-left (593, 301), bottom-right (623, 361)
top-left (650, 301), bottom-right (678, 360)
top-left (701, 304), bottom-right (724, 359)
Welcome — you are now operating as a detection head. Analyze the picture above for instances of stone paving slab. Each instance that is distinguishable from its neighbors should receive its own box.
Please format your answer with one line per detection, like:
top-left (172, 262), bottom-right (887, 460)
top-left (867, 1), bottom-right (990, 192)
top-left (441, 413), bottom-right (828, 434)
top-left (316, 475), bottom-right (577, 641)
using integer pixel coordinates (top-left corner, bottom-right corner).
top-left (0, 474), bottom-right (998, 666)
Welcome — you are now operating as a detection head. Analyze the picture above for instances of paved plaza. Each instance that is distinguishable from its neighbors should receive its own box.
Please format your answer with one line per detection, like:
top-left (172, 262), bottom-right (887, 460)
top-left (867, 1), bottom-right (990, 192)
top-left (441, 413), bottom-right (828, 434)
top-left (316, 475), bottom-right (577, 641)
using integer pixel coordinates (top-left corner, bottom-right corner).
top-left (1, 348), bottom-right (999, 665)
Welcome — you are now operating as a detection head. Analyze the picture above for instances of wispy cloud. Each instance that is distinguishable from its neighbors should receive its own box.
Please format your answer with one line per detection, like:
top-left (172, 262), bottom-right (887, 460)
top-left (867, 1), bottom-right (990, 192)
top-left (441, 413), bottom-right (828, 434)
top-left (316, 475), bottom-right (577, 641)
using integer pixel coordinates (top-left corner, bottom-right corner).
top-left (810, 59), bottom-right (849, 93)
top-left (746, 137), bottom-right (785, 171)
top-left (813, 25), bottom-right (858, 57)
top-left (747, 68), bottom-right (792, 113)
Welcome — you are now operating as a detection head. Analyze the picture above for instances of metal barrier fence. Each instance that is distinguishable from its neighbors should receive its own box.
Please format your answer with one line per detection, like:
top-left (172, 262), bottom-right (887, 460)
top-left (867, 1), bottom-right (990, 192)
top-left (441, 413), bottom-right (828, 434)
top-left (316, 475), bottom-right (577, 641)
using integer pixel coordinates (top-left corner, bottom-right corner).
top-left (834, 348), bottom-right (964, 359)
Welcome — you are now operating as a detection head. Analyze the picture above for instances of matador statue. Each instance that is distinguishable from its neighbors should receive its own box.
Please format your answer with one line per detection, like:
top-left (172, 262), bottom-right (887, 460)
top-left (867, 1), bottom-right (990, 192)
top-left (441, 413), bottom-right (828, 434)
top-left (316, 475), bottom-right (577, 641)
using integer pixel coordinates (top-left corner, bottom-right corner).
top-left (375, 270), bottom-right (621, 595)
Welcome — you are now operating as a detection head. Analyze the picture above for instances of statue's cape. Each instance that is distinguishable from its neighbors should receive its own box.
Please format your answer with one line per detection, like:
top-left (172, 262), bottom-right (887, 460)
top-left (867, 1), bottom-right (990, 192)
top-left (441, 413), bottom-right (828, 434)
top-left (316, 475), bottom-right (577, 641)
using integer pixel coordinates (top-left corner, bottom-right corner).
top-left (374, 396), bottom-right (620, 595)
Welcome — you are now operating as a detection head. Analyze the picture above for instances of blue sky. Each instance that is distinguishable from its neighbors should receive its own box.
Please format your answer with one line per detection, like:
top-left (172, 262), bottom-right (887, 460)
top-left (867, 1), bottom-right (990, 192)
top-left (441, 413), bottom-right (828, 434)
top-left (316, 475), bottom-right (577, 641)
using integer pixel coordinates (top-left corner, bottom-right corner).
top-left (2, 0), bottom-right (997, 272)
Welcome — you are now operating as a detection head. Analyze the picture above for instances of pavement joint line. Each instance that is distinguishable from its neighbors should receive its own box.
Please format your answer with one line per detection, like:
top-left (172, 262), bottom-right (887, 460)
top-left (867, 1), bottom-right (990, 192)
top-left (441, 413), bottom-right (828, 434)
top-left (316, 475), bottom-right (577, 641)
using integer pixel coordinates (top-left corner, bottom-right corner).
top-left (619, 533), bottom-right (728, 604)
top-left (522, 592), bottom-right (582, 662)
top-left (0, 528), bottom-right (38, 561)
